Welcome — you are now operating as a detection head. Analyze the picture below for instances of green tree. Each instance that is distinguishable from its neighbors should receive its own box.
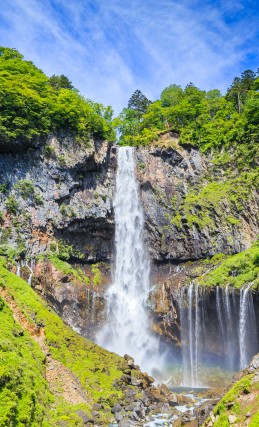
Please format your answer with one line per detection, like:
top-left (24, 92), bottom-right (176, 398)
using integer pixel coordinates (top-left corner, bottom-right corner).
top-left (128, 89), bottom-right (151, 118)
top-left (0, 46), bottom-right (115, 147)
top-left (226, 70), bottom-right (256, 113)
top-left (160, 84), bottom-right (184, 107)
top-left (49, 74), bottom-right (74, 90)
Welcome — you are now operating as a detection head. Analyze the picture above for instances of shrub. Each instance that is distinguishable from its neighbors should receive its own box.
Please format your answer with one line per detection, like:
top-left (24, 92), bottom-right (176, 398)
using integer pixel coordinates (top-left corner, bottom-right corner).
top-left (5, 196), bottom-right (19, 214)
top-left (14, 180), bottom-right (34, 199)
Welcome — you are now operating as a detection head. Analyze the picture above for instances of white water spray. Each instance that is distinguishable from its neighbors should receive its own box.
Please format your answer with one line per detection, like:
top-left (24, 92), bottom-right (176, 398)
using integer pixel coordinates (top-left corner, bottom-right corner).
top-left (179, 283), bottom-right (202, 387)
top-left (97, 147), bottom-right (161, 373)
top-left (239, 282), bottom-right (256, 369)
top-left (16, 262), bottom-right (21, 277)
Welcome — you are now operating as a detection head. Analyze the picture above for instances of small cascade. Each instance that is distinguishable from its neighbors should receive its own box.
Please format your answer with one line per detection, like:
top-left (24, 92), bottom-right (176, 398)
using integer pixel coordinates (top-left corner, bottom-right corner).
top-left (179, 282), bottom-right (258, 386)
top-left (16, 262), bottom-right (21, 277)
top-left (97, 146), bottom-right (161, 374)
top-left (239, 282), bottom-right (257, 369)
top-left (216, 286), bottom-right (224, 344)
top-left (25, 259), bottom-right (35, 286)
top-left (222, 285), bottom-right (236, 371)
top-left (179, 284), bottom-right (203, 387)
top-left (16, 259), bottom-right (35, 285)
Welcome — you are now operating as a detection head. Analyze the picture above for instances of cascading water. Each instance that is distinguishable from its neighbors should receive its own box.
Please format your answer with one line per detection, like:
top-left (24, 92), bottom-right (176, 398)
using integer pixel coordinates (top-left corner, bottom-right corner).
top-left (179, 283), bottom-right (203, 387)
top-left (179, 283), bottom-right (258, 386)
top-left (16, 262), bottom-right (21, 277)
top-left (239, 282), bottom-right (258, 369)
top-left (97, 146), bottom-right (161, 374)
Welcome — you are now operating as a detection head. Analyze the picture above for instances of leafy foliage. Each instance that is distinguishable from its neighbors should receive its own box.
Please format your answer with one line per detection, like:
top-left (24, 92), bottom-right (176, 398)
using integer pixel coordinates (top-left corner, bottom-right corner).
top-left (0, 294), bottom-right (52, 427)
top-left (115, 89), bottom-right (152, 145)
top-left (127, 89), bottom-right (151, 116)
top-left (115, 69), bottom-right (259, 168)
top-left (0, 47), bottom-right (115, 148)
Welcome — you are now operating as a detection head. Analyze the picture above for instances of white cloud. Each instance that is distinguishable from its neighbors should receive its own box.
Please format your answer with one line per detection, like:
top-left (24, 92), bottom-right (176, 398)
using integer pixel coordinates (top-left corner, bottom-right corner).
top-left (0, 0), bottom-right (258, 113)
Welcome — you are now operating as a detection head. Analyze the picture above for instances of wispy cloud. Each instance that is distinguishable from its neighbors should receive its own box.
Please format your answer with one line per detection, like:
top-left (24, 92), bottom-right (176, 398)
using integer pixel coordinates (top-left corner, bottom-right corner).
top-left (0, 0), bottom-right (258, 113)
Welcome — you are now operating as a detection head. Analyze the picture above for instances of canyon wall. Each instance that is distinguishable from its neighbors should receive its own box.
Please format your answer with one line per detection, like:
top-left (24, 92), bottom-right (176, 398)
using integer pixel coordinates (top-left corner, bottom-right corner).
top-left (0, 133), bottom-right (258, 357)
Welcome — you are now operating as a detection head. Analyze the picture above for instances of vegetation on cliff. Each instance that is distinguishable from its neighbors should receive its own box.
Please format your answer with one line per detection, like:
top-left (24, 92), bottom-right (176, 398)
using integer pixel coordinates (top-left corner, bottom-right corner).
top-left (0, 47), bottom-right (115, 147)
top-left (116, 71), bottom-right (259, 169)
top-left (194, 242), bottom-right (259, 289)
top-left (169, 170), bottom-right (258, 234)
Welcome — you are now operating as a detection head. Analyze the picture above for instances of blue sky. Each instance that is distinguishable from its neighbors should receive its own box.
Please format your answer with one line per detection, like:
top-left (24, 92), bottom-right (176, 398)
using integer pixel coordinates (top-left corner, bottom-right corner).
top-left (0, 0), bottom-right (258, 113)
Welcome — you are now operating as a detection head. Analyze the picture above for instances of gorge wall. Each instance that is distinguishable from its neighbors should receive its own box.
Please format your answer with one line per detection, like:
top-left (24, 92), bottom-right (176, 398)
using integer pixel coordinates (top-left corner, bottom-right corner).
top-left (0, 132), bottom-right (258, 370)
top-left (136, 133), bottom-right (258, 262)
top-left (0, 135), bottom-right (116, 262)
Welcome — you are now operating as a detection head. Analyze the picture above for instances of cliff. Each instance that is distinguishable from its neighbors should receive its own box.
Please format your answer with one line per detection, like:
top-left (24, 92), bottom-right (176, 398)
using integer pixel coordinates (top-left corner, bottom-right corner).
top-left (136, 133), bottom-right (258, 262)
top-left (0, 135), bottom-right (116, 262)
top-left (0, 132), bottom-right (258, 349)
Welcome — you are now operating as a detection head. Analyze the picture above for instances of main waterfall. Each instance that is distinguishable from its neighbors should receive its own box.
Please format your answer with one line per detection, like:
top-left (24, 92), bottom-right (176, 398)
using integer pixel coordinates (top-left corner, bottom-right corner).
top-left (97, 147), bottom-right (161, 373)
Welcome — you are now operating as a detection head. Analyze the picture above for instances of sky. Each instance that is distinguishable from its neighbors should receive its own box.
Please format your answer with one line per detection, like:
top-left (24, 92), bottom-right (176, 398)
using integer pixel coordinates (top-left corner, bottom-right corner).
top-left (0, 0), bottom-right (258, 113)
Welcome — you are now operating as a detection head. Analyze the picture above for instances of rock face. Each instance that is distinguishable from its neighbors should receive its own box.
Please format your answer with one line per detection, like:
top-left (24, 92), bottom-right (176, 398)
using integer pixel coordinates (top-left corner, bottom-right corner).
top-left (136, 135), bottom-right (258, 262)
top-left (1, 132), bottom-right (258, 363)
top-left (0, 135), bottom-right (116, 261)
top-left (2, 132), bottom-right (258, 265)
top-left (32, 259), bottom-right (108, 340)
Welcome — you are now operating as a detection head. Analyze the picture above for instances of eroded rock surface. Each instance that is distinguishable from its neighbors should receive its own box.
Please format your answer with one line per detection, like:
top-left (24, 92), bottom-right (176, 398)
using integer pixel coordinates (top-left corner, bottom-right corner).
top-left (0, 135), bottom-right (116, 261)
top-left (136, 136), bottom-right (258, 262)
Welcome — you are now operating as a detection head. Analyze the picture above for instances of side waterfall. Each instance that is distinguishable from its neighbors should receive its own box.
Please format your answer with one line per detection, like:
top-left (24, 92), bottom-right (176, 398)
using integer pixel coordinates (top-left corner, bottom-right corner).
top-left (239, 282), bottom-right (258, 369)
top-left (179, 283), bottom-right (258, 386)
top-left (97, 147), bottom-right (161, 374)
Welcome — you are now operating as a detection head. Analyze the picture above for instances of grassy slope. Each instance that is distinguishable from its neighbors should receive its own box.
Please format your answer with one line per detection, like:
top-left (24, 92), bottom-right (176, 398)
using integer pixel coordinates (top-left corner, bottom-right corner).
top-left (203, 372), bottom-right (259, 427)
top-left (0, 259), bottom-right (129, 426)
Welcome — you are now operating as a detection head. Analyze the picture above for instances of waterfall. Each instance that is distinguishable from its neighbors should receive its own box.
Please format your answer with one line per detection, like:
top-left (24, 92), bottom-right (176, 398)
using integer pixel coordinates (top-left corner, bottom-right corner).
top-left (16, 262), bottom-right (21, 277)
top-left (179, 282), bottom-right (258, 385)
top-left (194, 285), bottom-right (199, 386)
top-left (216, 286), bottom-right (224, 345)
top-left (188, 284), bottom-right (194, 386)
top-left (239, 282), bottom-right (256, 369)
top-left (223, 285), bottom-right (236, 371)
top-left (97, 146), bottom-right (161, 373)
top-left (25, 260), bottom-right (34, 286)
top-left (179, 284), bottom-right (202, 387)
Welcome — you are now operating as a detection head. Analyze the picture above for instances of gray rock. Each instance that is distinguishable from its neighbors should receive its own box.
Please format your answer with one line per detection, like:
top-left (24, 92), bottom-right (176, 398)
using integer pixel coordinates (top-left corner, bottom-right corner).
top-left (76, 410), bottom-right (94, 424)
top-left (111, 403), bottom-right (122, 414)
top-left (115, 412), bottom-right (123, 422)
top-left (248, 353), bottom-right (259, 373)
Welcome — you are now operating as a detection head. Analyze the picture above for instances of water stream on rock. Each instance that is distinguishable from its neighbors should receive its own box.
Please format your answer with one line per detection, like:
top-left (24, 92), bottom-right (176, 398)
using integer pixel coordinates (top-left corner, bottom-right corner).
top-left (239, 282), bottom-right (258, 369)
top-left (178, 283), bottom-right (258, 387)
top-left (97, 146), bottom-right (162, 374)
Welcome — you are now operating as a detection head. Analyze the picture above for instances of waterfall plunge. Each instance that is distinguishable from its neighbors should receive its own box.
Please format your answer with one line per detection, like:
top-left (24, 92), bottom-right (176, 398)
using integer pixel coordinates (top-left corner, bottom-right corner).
top-left (97, 147), bottom-right (161, 374)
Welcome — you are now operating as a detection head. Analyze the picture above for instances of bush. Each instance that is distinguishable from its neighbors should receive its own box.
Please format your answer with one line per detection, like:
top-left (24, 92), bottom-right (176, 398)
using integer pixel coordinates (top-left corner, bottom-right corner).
top-left (14, 180), bottom-right (34, 199)
top-left (5, 196), bottom-right (19, 214)
top-left (253, 253), bottom-right (259, 267)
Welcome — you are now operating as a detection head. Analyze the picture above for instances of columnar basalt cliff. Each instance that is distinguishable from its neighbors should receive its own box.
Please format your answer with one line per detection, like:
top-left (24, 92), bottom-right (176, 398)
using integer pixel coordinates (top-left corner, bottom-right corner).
top-left (1, 133), bottom-right (258, 353)
top-left (0, 135), bottom-right (116, 262)
top-left (136, 133), bottom-right (258, 262)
